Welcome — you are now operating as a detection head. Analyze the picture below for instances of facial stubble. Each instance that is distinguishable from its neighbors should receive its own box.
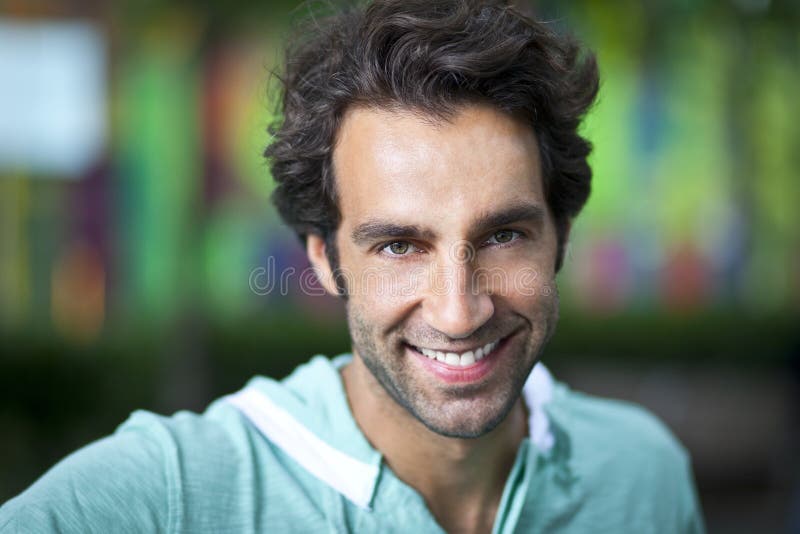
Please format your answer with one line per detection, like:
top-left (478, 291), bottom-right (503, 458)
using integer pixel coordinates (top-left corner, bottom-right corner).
top-left (346, 291), bottom-right (560, 439)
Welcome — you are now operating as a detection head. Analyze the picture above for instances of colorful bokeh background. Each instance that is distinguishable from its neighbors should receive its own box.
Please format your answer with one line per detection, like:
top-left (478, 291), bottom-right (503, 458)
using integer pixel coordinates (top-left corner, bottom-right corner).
top-left (1, 0), bottom-right (798, 532)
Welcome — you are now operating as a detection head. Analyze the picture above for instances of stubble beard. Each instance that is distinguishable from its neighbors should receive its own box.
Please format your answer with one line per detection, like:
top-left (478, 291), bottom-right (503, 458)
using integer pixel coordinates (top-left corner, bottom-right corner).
top-left (346, 294), bottom-right (560, 439)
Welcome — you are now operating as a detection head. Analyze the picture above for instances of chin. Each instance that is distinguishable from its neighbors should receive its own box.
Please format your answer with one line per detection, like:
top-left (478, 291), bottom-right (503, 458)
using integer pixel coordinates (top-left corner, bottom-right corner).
top-left (406, 390), bottom-right (520, 439)
top-left (416, 413), bottom-right (509, 439)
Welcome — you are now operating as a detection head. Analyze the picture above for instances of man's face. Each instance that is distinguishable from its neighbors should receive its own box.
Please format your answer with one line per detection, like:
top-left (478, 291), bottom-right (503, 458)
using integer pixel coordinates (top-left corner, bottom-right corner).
top-left (328, 104), bottom-right (560, 438)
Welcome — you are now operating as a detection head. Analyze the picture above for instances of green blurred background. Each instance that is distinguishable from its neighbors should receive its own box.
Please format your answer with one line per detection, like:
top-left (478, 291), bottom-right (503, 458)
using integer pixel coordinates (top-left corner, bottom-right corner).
top-left (0, 0), bottom-right (798, 531)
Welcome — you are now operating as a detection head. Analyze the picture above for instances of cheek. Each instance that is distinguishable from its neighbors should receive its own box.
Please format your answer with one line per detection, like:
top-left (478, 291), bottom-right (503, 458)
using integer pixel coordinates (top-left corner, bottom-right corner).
top-left (338, 240), bottom-right (426, 300)
top-left (476, 251), bottom-right (555, 299)
top-left (347, 265), bottom-right (422, 325)
top-left (511, 263), bottom-right (555, 301)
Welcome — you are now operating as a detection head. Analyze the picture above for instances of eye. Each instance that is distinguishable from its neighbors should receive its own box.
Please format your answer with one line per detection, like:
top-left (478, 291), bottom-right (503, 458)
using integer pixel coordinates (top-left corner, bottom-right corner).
top-left (381, 241), bottom-right (418, 256)
top-left (485, 229), bottom-right (521, 246)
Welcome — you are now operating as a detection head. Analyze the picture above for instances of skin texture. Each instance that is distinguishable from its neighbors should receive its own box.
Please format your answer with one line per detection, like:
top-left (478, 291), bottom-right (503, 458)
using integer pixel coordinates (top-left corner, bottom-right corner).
top-left (306, 104), bottom-right (562, 534)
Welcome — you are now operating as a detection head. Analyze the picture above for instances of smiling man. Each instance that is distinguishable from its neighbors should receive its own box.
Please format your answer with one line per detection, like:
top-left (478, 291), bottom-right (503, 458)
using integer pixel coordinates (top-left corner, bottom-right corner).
top-left (319, 105), bottom-right (562, 531)
top-left (0, 1), bottom-right (704, 533)
top-left (331, 105), bottom-right (555, 442)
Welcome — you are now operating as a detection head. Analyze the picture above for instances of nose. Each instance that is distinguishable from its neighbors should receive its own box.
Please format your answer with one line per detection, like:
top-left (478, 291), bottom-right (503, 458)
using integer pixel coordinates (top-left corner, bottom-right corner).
top-left (421, 257), bottom-right (494, 339)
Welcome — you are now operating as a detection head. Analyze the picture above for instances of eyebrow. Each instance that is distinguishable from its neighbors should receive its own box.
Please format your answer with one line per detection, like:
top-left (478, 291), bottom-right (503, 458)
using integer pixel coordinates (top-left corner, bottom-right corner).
top-left (351, 222), bottom-right (437, 246)
top-left (350, 201), bottom-right (546, 246)
top-left (469, 202), bottom-right (545, 236)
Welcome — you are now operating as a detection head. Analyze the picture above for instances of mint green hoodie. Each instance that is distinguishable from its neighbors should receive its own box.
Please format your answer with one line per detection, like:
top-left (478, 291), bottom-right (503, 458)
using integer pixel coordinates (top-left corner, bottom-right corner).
top-left (0, 355), bottom-right (704, 533)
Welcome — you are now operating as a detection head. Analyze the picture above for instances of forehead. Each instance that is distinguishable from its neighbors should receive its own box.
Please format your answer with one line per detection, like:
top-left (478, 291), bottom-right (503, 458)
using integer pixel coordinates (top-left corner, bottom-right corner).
top-left (332, 104), bottom-right (546, 236)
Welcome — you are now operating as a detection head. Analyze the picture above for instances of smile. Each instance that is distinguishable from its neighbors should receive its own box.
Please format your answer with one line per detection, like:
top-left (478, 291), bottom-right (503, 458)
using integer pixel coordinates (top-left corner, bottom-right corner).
top-left (410, 340), bottom-right (501, 368)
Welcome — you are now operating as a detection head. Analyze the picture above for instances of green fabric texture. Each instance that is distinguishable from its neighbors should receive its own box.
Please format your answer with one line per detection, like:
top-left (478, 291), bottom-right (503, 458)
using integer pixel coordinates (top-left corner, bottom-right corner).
top-left (0, 355), bottom-right (705, 533)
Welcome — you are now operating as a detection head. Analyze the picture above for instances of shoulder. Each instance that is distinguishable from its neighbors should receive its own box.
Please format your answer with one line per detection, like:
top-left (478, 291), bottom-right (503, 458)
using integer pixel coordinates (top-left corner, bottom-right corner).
top-left (0, 365), bottom-right (347, 534)
top-left (550, 383), bottom-right (688, 464)
top-left (0, 401), bottom-right (256, 533)
top-left (543, 384), bottom-right (704, 532)
top-left (0, 412), bottom-right (179, 533)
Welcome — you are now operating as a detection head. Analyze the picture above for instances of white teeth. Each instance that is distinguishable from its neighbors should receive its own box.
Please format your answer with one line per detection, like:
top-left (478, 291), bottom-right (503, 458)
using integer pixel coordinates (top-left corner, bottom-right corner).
top-left (414, 339), bottom-right (501, 367)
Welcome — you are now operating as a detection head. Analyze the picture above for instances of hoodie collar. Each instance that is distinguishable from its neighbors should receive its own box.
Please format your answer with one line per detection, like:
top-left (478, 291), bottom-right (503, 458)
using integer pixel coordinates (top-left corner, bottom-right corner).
top-left (226, 354), bottom-right (556, 509)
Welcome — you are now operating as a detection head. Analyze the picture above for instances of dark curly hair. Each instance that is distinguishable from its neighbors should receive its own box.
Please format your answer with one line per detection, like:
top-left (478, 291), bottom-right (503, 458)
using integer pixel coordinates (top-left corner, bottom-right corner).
top-left (266, 0), bottom-right (599, 275)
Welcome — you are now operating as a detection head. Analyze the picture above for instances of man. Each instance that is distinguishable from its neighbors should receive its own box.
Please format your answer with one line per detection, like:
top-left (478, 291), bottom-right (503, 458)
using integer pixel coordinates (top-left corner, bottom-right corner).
top-left (1, 1), bottom-right (704, 532)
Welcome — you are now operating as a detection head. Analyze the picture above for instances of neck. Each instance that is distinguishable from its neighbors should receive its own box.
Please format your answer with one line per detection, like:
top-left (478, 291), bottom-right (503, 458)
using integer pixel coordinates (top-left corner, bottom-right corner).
top-left (341, 354), bottom-right (527, 534)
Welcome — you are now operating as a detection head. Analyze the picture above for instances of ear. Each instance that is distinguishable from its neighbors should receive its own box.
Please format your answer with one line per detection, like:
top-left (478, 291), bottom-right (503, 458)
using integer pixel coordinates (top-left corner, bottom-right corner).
top-left (306, 234), bottom-right (339, 296)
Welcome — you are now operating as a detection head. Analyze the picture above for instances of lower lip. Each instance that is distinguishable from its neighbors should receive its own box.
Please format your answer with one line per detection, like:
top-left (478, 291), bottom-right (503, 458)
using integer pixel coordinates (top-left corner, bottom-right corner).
top-left (408, 336), bottom-right (511, 384)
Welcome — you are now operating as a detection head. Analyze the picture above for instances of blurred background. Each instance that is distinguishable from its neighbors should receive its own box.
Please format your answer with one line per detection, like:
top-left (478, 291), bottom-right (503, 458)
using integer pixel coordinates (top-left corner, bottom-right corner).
top-left (0, 0), bottom-right (798, 531)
